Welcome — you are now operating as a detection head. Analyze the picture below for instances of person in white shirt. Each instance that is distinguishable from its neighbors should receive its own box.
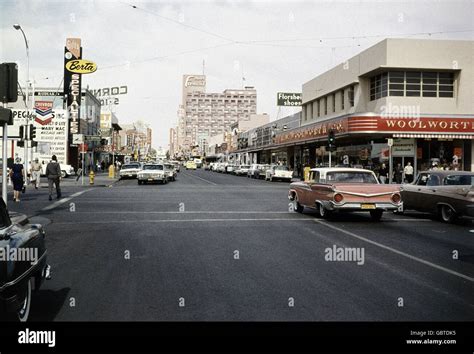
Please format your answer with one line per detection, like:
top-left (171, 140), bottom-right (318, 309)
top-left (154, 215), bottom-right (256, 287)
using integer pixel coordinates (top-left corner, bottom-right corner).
top-left (404, 162), bottom-right (414, 183)
top-left (30, 158), bottom-right (42, 189)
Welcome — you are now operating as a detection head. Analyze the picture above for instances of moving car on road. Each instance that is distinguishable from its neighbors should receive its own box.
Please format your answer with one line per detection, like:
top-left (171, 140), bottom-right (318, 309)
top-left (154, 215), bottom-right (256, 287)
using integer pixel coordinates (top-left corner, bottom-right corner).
top-left (265, 165), bottom-right (293, 182)
top-left (288, 168), bottom-right (402, 221)
top-left (400, 170), bottom-right (474, 223)
top-left (170, 161), bottom-right (180, 173)
top-left (137, 164), bottom-right (167, 185)
top-left (0, 198), bottom-right (50, 322)
top-left (163, 163), bottom-right (177, 182)
top-left (119, 163), bottom-right (142, 179)
top-left (185, 161), bottom-right (197, 170)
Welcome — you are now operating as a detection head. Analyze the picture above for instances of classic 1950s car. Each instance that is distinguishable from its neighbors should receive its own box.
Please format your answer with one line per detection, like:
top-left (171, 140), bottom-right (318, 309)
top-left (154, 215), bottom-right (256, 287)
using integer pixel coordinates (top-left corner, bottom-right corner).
top-left (119, 163), bottom-right (142, 179)
top-left (137, 164), bottom-right (168, 184)
top-left (288, 168), bottom-right (402, 221)
top-left (0, 198), bottom-right (50, 321)
top-left (265, 165), bottom-right (294, 182)
top-left (400, 170), bottom-right (474, 223)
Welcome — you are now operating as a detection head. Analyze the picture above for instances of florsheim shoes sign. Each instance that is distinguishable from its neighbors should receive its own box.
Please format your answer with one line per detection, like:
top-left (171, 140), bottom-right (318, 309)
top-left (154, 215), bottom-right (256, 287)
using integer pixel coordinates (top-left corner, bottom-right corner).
top-left (277, 92), bottom-right (302, 106)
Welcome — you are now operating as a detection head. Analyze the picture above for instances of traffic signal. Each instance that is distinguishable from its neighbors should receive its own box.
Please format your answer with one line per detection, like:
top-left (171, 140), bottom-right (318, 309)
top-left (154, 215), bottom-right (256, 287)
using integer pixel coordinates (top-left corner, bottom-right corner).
top-left (0, 107), bottom-right (13, 125)
top-left (17, 140), bottom-right (24, 147)
top-left (31, 141), bottom-right (38, 148)
top-left (29, 124), bottom-right (36, 140)
top-left (0, 63), bottom-right (18, 103)
top-left (19, 125), bottom-right (24, 140)
top-left (328, 130), bottom-right (336, 151)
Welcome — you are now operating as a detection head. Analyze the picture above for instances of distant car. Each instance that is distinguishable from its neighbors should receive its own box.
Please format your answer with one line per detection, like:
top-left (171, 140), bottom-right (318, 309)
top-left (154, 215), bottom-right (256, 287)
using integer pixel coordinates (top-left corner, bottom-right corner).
top-left (170, 161), bottom-right (180, 173)
top-left (137, 164), bottom-right (167, 185)
top-left (41, 163), bottom-right (75, 178)
top-left (186, 161), bottom-right (197, 170)
top-left (265, 165), bottom-right (293, 182)
top-left (119, 163), bottom-right (142, 179)
top-left (288, 168), bottom-right (402, 221)
top-left (0, 198), bottom-right (50, 321)
top-left (247, 164), bottom-right (260, 178)
top-left (235, 165), bottom-right (250, 176)
top-left (226, 164), bottom-right (237, 174)
top-left (258, 164), bottom-right (271, 179)
top-left (194, 158), bottom-right (202, 168)
top-left (216, 163), bottom-right (227, 173)
top-left (400, 170), bottom-right (474, 223)
top-left (163, 163), bottom-right (177, 181)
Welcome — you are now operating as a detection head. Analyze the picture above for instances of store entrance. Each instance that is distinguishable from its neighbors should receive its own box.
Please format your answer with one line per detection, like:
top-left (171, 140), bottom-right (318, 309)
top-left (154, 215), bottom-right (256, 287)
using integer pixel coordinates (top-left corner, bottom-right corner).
top-left (392, 156), bottom-right (414, 183)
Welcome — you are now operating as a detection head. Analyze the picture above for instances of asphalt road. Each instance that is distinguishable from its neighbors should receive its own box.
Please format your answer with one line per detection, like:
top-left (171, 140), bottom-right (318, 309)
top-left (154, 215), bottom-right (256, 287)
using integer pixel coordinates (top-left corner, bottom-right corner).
top-left (7, 170), bottom-right (474, 321)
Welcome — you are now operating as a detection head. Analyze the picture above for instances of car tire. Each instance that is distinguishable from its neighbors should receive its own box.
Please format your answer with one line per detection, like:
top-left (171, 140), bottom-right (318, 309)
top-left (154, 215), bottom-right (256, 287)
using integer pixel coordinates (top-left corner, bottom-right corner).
top-left (293, 196), bottom-right (304, 213)
top-left (370, 210), bottom-right (384, 221)
top-left (439, 205), bottom-right (457, 223)
top-left (318, 203), bottom-right (332, 219)
top-left (16, 278), bottom-right (32, 322)
top-left (61, 170), bottom-right (66, 178)
top-left (138, 180), bottom-right (142, 185)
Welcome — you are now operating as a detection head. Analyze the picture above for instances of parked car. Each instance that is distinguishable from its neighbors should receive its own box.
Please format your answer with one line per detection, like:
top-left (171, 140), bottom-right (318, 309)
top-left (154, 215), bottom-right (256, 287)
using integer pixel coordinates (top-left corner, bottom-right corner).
top-left (235, 165), bottom-right (251, 176)
top-left (137, 164), bottom-right (167, 184)
top-left (41, 162), bottom-right (75, 178)
top-left (194, 158), bottom-right (202, 168)
top-left (258, 164), bottom-right (271, 179)
top-left (247, 164), bottom-right (260, 178)
top-left (226, 164), bottom-right (237, 174)
top-left (118, 163), bottom-right (142, 179)
top-left (265, 165), bottom-right (293, 182)
top-left (216, 163), bottom-right (227, 173)
top-left (185, 161), bottom-right (197, 170)
top-left (163, 163), bottom-right (177, 181)
top-left (288, 168), bottom-right (402, 221)
top-left (400, 170), bottom-right (474, 223)
top-left (0, 198), bottom-right (50, 321)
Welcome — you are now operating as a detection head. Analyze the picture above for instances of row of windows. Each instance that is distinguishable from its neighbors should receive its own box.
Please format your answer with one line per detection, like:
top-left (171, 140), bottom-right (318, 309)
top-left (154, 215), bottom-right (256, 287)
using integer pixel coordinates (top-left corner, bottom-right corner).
top-left (304, 85), bottom-right (355, 121)
top-left (369, 71), bottom-right (454, 100)
top-left (188, 93), bottom-right (256, 99)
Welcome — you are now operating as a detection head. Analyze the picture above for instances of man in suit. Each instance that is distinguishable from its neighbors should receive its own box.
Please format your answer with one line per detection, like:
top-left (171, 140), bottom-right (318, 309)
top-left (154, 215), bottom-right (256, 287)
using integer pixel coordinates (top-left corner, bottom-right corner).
top-left (46, 155), bottom-right (62, 201)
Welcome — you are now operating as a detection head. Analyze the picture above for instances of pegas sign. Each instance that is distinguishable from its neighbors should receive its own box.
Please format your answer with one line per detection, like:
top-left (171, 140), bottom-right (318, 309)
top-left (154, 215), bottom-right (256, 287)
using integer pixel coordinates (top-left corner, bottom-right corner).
top-left (65, 59), bottom-right (97, 74)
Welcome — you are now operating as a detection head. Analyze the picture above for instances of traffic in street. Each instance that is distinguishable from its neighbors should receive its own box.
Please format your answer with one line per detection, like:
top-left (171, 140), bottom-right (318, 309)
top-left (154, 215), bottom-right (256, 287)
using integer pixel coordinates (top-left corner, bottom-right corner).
top-left (5, 166), bottom-right (473, 321)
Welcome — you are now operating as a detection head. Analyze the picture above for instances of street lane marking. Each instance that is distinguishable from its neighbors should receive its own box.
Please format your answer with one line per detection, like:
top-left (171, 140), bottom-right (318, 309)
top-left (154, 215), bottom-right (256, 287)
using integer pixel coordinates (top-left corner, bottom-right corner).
top-left (313, 219), bottom-right (474, 283)
top-left (41, 190), bottom-right (89, 211)
top-left (53, 218), bottom-right (314, 224)
top-left (55, 211), bottom-right (293, 214)
top-left (181, 172), bottom-right (218, 185)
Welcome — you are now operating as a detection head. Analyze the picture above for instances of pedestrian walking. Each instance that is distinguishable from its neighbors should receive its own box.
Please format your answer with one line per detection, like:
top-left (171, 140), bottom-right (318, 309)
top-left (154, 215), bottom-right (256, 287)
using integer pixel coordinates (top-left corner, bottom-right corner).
top-left (10, 157), bottom-right (24, 202)
top-left (76, 161), bottom-right (83, 182)
top-left (404, 162), bottom-right (414, 183)
top-left (46, 155), bottom-right (62, 201)
top-left (379, 163), bottom-right (388, 184)
top-left (394, 163), bottom-right (403, 184)
top-left (30, 158), bottom-right (42, 189)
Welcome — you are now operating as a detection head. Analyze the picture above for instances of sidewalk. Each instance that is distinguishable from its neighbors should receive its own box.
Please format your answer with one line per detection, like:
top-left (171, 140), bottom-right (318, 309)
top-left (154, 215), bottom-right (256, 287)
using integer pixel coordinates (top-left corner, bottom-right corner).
top-left (63, 172), bottom-right (118, 187)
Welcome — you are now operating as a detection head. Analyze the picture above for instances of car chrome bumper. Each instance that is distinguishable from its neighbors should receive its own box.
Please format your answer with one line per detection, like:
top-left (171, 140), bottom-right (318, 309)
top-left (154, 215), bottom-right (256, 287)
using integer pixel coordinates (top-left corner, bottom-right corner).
top-left (325, 201), bottom-right (402, 211)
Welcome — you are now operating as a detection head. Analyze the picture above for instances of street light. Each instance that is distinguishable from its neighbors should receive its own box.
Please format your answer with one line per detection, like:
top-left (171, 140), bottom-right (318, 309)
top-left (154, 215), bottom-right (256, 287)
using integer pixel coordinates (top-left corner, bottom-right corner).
top-left (13, 24), bottom-right (30, 187)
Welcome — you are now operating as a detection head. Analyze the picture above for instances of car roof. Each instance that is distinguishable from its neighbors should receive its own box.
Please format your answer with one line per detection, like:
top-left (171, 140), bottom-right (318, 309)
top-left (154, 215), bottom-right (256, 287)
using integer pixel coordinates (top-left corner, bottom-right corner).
top-left (419, 170), bottom-right (474, 175)
top-left (310, 167), bottom-right (374, 173)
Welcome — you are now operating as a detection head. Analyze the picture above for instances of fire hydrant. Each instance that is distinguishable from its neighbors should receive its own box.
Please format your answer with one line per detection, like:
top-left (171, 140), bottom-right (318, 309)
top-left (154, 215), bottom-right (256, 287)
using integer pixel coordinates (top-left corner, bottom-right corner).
top-left (89, 170), bottom-right (95, 185)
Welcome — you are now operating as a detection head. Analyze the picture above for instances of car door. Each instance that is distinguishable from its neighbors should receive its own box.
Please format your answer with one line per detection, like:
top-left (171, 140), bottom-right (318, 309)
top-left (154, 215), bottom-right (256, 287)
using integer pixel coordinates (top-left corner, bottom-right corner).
top-left (403, 173), bottom-right (428, 210)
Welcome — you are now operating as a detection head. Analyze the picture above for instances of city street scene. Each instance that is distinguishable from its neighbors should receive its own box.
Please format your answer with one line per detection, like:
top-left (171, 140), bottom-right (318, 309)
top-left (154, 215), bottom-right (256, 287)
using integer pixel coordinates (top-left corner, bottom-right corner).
top-left (0, 0), bottom-right (473, 352)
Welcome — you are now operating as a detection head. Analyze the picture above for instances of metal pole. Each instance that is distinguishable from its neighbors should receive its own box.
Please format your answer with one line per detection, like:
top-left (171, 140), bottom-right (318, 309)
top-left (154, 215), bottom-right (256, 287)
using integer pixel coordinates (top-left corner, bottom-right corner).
top-left (329, 150), bottom-right (332, 168)
top-left (389, 146), bottom-right (393, 184)
top-left (2, 102), bottom-right (8, 205)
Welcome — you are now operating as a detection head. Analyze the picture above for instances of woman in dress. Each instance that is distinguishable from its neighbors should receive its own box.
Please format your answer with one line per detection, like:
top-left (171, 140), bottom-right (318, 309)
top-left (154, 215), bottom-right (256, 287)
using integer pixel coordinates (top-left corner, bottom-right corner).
top-left (10, 157), bottom-right (24, 202)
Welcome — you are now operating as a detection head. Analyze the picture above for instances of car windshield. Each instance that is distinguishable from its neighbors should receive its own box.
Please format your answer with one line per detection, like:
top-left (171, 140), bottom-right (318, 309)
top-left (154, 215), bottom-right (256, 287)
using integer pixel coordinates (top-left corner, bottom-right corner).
top-left (143, 165), bottom-right (163, 170)
top-left (122, 164), bottom-right (140, 169)
top-left (327, 171), bottom-right (378, 183)
top-left (164, 164), bottom-right (173, 169)
top-left (274, 166), bottom-right (289, 171)
top-left (443, 174), bottom-right (474, 185)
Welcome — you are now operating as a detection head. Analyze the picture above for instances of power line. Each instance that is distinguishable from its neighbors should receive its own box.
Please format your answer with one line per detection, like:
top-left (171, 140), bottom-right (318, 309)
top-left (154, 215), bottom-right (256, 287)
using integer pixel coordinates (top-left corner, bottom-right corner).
top-left (120, 1), bottom-right (236, 43)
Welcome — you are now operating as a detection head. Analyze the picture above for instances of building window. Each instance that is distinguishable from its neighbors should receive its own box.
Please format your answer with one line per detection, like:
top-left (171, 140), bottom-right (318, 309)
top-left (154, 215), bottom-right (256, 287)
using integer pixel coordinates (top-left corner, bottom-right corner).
top-left (388, 71), bottom-right (404, 96)
top-left (438, 72), bottom-right (454, 97)
top-left (370, 73), bottom-right (388, 100)
top-left (324, 97), bottom-right (328, 115)
top-left (307, 103), bottom-right (312, 120)
top-left (348, 86), bottom-right (354, 107)
top-left (341, 89), bottom-right (345, 110)
top-left (406, 71), bottom-right (421, 96)
top-left (332, 93), bottom-right (336, 112)
top-left (312, 101), bottom-right (318, 119)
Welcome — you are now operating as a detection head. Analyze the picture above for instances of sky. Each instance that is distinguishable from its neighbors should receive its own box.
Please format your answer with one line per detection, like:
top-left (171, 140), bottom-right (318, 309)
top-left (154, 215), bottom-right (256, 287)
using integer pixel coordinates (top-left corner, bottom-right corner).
top-left (0, 0), bottom-right (473, 149)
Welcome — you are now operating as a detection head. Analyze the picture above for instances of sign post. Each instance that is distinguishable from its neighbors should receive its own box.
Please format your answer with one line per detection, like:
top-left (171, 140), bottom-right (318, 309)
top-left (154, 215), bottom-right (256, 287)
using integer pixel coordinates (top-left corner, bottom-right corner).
top-left (387, 138), bottom-right (393, 184)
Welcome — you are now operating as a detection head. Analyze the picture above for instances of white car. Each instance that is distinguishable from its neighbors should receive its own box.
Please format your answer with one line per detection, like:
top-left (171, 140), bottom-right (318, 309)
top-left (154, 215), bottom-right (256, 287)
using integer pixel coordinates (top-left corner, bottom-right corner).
top-left (235, 165), bottom-right (250, 176)
top-left (119, 163), bottom-right (142, 179)
top-left (265, 165), bottom-right (293, 182)
top-left (163, 163), bottom-right (177, 181)
top-left (137, 164), bottom-right (167, 185)
top-left (41, 163), bottom-right (75, 178)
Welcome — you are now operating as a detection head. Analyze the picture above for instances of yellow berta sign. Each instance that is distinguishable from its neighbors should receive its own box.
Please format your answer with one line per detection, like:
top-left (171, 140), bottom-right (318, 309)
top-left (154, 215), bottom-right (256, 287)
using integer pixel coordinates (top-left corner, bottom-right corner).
top-left (65, 60), bottom-right (97, 74)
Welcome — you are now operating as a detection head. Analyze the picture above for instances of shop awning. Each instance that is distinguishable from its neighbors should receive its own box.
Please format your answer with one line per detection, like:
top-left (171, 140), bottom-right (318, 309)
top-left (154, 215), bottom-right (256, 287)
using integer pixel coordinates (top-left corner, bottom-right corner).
top-left (393, 133), bottom-right (473, 139)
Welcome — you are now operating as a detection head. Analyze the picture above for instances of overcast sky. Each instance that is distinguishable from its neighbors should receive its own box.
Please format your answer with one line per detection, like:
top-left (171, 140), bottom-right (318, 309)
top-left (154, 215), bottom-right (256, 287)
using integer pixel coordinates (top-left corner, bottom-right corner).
top-left (1, 0), bottom-right (473, 149)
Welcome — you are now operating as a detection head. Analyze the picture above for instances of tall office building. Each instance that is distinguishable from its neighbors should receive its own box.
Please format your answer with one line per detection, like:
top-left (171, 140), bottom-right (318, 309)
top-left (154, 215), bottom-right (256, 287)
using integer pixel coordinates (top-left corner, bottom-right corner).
top-left (176, 75), bottom-right (257, 155)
